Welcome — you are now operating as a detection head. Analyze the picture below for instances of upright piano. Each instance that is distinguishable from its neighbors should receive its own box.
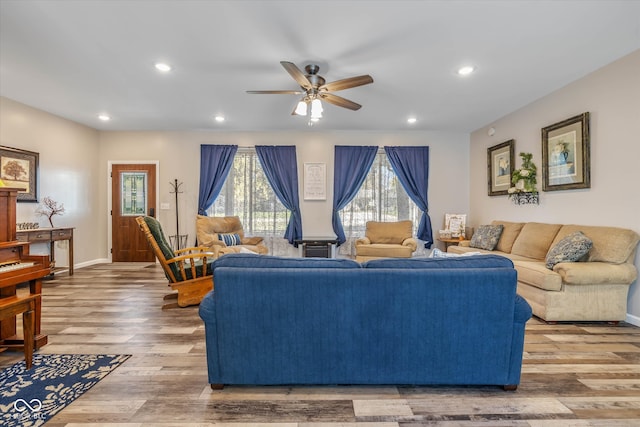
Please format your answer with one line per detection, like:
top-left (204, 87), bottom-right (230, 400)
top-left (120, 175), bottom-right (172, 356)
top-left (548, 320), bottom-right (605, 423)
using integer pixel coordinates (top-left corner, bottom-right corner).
top-left (1, 187), bottom-right (51, 349)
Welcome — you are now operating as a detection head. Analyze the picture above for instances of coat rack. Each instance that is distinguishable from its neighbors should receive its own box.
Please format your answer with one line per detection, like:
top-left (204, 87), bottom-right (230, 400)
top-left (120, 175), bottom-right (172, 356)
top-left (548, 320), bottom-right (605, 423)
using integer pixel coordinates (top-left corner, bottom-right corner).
top-left (168, 179), bottom-right (188, 250)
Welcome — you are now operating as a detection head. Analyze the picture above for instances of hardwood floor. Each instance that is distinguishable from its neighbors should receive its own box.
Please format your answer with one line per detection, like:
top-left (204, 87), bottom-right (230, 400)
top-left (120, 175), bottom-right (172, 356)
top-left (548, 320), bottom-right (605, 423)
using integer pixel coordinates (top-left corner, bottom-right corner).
top-left (2, 262), bottom-right (640, 426)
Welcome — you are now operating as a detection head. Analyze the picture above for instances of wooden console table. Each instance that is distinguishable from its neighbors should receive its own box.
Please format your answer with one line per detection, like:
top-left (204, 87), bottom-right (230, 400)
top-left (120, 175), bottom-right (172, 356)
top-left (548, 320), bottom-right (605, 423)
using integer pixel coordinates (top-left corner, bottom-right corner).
top-left (16, 227), bottom-right (74, 275)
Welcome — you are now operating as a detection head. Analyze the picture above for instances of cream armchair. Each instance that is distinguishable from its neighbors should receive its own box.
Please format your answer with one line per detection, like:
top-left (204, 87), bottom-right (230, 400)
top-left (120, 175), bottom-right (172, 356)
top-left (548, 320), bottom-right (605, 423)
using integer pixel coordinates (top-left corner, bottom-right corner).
top-left (355, 220), bottom-right (417, 262)
top-left (196, 215), bottom-right (268, 256)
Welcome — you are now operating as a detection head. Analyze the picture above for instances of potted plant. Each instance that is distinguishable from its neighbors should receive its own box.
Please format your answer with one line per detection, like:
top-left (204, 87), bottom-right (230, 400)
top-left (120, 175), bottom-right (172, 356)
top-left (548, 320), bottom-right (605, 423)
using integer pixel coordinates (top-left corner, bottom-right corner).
top-left (508, 152), bottom-right (538, 204)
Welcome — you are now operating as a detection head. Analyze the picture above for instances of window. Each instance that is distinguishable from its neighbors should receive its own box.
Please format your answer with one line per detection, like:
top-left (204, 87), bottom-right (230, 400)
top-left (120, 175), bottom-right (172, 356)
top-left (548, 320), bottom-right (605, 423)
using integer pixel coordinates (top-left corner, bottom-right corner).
top-left (207, 150), bottom-right (291, 254)
top-left (339, 150), bottom-right (423, 255)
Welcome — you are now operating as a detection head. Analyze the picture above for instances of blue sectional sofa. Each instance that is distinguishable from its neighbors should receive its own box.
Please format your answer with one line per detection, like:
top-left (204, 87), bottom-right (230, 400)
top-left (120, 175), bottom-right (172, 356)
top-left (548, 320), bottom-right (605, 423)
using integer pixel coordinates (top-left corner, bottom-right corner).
top-left (199, 254), bottom-right (532, 390)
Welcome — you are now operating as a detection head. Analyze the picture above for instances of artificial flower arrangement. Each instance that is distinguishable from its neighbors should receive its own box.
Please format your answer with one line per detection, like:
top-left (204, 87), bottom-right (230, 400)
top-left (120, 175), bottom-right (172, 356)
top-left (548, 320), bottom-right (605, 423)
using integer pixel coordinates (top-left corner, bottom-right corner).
top-left (508, 152), bottom-right (537, 197)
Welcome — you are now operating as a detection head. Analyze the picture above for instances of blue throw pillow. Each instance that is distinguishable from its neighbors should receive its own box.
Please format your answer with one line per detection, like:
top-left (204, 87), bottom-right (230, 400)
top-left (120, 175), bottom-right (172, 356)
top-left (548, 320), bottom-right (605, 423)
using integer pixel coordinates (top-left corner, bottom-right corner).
top-left (362, 254), bottom-right (513, 269)
top-left (545, 231), bottom-right (593, 269)
top-left (218, 233), bottom-right (241, 246)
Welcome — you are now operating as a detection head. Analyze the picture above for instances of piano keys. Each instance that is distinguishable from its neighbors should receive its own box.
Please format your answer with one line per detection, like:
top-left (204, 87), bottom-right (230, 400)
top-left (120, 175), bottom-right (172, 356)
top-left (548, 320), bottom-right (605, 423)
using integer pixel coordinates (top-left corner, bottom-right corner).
top-left (0, 260), bottom-right (36, 273)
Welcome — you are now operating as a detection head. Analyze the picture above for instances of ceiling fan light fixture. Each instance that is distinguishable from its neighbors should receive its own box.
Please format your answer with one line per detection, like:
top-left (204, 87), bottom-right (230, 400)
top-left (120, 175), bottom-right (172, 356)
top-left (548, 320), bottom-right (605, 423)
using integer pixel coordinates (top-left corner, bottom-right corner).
top-left (294, 100), bottom-right (308, 116)
top-left (310, 98), bottom-right (323, 119)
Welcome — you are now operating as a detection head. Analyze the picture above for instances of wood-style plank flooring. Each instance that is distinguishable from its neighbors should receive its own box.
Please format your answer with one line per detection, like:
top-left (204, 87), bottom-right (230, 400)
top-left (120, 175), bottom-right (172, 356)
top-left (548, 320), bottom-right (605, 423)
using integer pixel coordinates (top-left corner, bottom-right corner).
top-left (2, 262), bottom-right (640, 426)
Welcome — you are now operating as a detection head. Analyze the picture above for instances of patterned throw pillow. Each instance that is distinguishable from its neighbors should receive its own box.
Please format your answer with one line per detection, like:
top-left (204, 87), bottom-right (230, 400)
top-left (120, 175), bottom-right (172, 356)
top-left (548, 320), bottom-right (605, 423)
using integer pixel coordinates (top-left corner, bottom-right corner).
top-left (218, 233), bottom-right (242, 246)
top-left (469, 224), bottom-right (504, 251)
top-left (545, 231), bottom-right (593, 270)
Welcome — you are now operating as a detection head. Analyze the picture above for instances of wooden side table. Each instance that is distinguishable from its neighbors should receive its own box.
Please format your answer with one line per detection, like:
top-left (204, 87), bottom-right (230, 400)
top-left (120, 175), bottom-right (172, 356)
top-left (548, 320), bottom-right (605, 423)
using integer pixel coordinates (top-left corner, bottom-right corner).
top-left (437, 238), bottom-right (468, 251)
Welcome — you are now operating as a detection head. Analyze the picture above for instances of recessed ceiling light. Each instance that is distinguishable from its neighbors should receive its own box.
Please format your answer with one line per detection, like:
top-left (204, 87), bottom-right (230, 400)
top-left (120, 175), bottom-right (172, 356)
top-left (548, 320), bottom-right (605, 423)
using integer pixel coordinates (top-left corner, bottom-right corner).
top-left (98, 114), bottom-right (111, 121)
top-left (214, 115), bottom-right (225, 123)
top-left (155, 62), bottom-right (172, 72)
top-left (457, 66), bottom-right (475, 76)
top-left (407, 117), bottom-right (417, 124)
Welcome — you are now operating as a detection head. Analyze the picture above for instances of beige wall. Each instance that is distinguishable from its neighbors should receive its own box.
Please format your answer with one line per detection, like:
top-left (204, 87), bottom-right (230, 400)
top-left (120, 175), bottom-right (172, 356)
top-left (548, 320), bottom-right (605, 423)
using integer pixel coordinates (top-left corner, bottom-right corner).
top-left (98, 130), bottom-right (470, 253)
top-left (1, 97), bottom-right (103, 268)
top-left (469, 49), bottom-right (640, 323)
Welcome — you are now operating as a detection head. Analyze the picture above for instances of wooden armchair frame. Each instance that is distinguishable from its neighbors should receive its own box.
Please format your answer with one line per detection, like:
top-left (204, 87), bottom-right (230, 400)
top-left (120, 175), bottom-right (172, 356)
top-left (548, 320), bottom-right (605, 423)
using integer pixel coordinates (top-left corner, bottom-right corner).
top-left (136, 216), bottom-right (215, 309)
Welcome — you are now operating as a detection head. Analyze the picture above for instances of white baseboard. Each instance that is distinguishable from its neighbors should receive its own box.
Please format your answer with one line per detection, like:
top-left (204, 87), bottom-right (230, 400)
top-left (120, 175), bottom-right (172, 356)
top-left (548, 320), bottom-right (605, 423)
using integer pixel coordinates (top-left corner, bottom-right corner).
top-left (68, 258), bottom-right (110, 271)
top-left (626, 313), bottom-right (640, 327)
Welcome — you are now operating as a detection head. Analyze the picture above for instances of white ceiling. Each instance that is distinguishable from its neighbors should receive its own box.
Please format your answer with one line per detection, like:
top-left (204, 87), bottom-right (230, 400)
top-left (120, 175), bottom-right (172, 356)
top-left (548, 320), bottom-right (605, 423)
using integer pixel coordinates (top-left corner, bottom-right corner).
top-left (1, 0), bottom-right (639, 133)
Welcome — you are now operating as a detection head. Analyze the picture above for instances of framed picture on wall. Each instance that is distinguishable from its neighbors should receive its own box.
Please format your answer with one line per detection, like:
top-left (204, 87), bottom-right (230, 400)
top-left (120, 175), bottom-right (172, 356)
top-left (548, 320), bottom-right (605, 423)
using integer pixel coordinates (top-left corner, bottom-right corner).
top-left (0, 145), bottom-right (39, 202)
top-left (303, 162), bottom-right (326, 200)
top-left (487, 139), bottom-right (514, 196)
top-left (542, 112), bottom-right (590, 191)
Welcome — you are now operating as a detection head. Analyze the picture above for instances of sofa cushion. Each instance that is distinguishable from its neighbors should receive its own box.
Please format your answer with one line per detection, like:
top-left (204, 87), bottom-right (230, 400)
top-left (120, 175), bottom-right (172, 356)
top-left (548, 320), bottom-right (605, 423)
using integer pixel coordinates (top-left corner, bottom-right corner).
top-left (545, 231), bottom-right (593, 269)
top-left (491, 220), bottom-right (525, 253)
top-left (212, 253), bottom-right (361, 269)
top-left (365, 220), bottom-right (413, 244)
top-left (469, 224), bottom-right (504, 250)
top-left (354, 243), bottom-right (414, 258)
top-left (510, 222), bottom-right (562, 260)
top-left (512, 260), bottom-right (563, 291)
top-left (552, 225), bottom-right (640, 264)
top-left (363, 254), bottom-right (514, 269)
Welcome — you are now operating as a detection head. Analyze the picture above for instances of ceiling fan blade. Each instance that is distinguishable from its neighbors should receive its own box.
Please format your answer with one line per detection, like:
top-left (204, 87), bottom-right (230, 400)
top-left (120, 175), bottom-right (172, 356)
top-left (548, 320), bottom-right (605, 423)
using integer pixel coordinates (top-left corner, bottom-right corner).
top-left (320, 75), bottom-right (373, 92)
top-left (280, 61), bottom-right (313, 90)
top-left (246, 90), bottom-right (303, 95)
top-left (319, 93), bottom-right (362, 111)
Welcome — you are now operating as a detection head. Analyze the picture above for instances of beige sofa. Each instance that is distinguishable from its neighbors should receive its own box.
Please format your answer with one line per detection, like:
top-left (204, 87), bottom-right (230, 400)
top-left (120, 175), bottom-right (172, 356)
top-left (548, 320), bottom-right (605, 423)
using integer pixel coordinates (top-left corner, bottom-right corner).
top-left (448, 221), bottom-right (639, 322)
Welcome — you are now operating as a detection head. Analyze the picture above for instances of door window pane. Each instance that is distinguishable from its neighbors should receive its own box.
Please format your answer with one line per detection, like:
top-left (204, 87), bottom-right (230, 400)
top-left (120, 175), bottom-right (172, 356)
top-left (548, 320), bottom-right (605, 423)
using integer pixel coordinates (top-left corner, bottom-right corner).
top-left (121, 172), bottom-right (147, 216)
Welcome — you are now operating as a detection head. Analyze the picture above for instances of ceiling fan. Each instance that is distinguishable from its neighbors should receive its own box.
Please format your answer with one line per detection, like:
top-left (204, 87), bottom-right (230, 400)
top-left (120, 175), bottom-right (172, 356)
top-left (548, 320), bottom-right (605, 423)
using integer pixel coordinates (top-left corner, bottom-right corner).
top-left (246, 61), bottom-right (374, 120)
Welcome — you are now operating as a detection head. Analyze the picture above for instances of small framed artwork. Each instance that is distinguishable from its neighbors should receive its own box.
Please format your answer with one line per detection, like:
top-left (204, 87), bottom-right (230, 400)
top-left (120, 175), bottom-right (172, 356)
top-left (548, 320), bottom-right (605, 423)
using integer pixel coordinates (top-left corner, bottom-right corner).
top-left (445, 213), bottom-right (466, 237)
top-left (0, 145), bottom-right (39, 202)
top-left (303, 162), bottom-right (326, 200)
top-left (542, 112), bottom-right (590, 191)
top-left (487, 139), bottom-right (515, 196)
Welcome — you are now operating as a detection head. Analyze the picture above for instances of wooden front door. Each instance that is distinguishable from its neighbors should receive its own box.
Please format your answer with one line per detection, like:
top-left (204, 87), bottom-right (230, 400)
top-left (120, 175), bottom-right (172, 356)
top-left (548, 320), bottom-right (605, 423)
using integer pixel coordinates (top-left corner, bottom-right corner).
top-left (111, 164), bottom-right (156, 262)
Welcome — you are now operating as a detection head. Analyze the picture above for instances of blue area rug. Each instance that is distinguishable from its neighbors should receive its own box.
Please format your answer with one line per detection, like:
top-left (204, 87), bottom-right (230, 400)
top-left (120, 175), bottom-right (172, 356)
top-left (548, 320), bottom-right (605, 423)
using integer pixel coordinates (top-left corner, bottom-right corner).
top-left (0, 353), bottom-right (130, 426)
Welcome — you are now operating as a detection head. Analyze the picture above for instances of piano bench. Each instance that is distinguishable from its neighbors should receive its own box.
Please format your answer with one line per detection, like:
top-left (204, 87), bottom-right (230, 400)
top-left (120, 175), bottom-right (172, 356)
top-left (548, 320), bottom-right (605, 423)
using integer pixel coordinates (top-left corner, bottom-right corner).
top-left (0, 294), bottom-right (38, 369)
